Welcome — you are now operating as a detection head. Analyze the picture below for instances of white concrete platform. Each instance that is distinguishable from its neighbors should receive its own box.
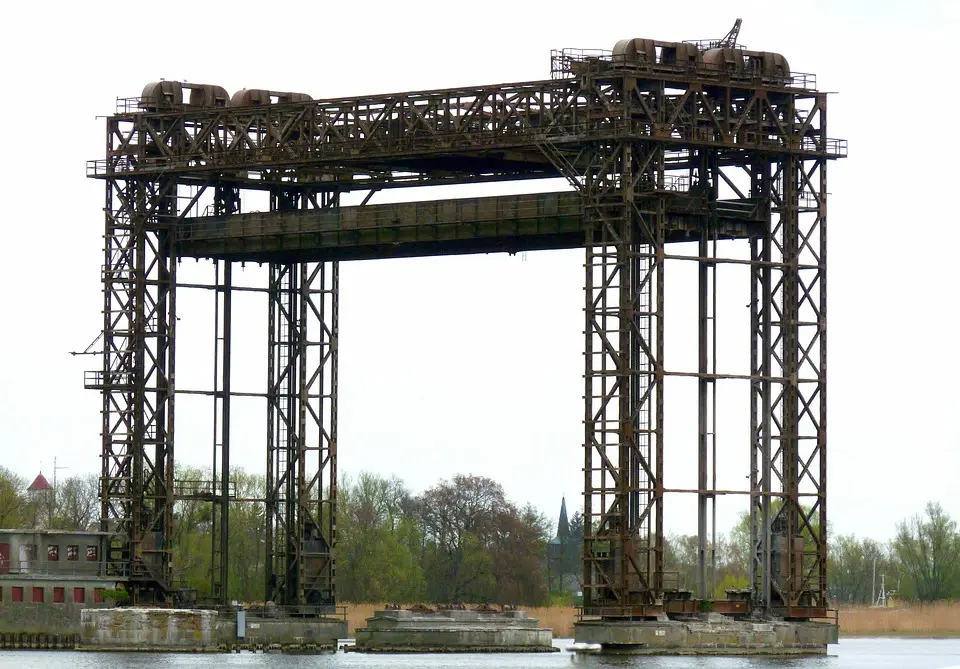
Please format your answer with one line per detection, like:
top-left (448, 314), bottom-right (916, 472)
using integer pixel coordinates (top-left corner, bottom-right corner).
top-left (352, 608), bottom-right (557, 653)
top-left (574, 616), bottom-right (838, 655)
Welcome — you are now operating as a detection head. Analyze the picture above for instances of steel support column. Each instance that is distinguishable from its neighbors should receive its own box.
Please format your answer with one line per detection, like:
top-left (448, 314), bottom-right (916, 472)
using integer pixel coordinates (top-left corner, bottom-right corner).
top-left (210, 258), bottom-right (232, 604)
top-left (96, 165), bottom-right (177, 602)
top-left (266, 261), bottom-right (299, 604)
top-left (265, 189), bottom-right (338, 608)
top-left (751, 159), bottom-right (774, 610)
top-left (695, 150), bottom-right (719, 600)
top-left (210, 185), bottom-right (238, 604)
top-left (583, 129), bottom-right (666, 615)
top-left (752, 126), bottom-right (828, 614)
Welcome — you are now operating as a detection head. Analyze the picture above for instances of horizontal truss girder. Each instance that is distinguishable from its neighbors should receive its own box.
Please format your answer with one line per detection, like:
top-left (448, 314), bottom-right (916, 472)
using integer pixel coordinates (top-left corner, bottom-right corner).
top-left (89, 77), bottom-right (843, 182)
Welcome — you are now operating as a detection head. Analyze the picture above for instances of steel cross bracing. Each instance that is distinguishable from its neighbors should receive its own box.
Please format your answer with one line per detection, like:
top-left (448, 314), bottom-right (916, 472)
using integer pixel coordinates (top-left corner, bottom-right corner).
top-left (749, 152), bottom-right (828, 616)
top-left (264, 188), bottom-right (339, 608)
top-left (534, 82), bottom-right (670, 616)
top-left (88, 75), bottom-right (844, 187)
top-left (86, 168), bottom-right (178, 603)
top-left (88, 60), bottom-right (841, 615)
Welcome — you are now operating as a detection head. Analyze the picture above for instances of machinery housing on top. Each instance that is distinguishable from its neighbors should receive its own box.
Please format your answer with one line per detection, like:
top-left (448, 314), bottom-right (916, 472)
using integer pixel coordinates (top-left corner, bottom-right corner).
top-left (138, 30), bottom-right (796, 114)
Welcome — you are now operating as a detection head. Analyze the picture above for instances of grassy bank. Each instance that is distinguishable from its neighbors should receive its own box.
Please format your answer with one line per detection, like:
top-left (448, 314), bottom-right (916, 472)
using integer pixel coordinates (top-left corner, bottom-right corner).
top-left (839, 602), bottom-right (960, 637)
top-left (340, 602), bottom-right (960, 638)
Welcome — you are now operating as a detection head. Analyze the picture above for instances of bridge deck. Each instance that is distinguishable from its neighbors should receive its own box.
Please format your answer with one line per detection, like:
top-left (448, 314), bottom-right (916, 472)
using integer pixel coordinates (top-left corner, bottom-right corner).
top-left (177, 191), bottom-right (765, 262)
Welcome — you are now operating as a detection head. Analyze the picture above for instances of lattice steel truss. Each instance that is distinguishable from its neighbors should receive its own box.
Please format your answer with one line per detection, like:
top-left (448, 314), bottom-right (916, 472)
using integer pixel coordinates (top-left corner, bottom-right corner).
top-left (265, 251), bottom-right (338, 607)
top-left (88, 45), bottom-right (842, 615)
top-left (749, 150), bottom-right (829, 615)
top-left (86, 171), bottom-right (178, 602)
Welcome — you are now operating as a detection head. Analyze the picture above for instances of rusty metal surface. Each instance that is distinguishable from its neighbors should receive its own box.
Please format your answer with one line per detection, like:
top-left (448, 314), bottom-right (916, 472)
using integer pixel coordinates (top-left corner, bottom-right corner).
top-left (176, 192), bottom-right (764, 263)
top-left (87, 31), bottom-right (842, 617)
top-left (87, 72), bottom-right (843, 183)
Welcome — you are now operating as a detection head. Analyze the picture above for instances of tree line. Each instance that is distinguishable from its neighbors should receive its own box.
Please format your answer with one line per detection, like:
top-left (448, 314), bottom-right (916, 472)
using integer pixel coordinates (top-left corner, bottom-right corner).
top-left (0, 466), bottom-right (99, 531)
top-left (663, 501), bottom-right (960, 605)
top-left (171, 469), bottom-right (557, 604)
top-left (1, 464), bottom-right (957, 605)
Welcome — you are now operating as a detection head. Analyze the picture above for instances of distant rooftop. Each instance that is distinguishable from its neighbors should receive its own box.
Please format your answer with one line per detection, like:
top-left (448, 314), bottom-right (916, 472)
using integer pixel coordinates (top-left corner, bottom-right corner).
top-left (27, 472), bottom-right (53, 491)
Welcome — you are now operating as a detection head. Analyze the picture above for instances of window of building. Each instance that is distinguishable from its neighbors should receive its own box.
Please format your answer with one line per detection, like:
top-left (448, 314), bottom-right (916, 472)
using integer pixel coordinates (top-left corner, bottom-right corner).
top-left (0, 542), bottom-right (10, 574)
top-left (32, 587), bottom-right (43, 603)
top-left (66, 545), bottom-right (79, 561)
top-left (47, 545), bottom-right (59, 561)
top-left (12, 586), bottom-right (23, 602)
top-left (53, 587), bottom-right (65, 603)
top-left (86, 545), bottom-right (98, 562)
top-left (73, 587), bottom-right (85, 604)
top-left (93, 588), bottom-right (104, 604)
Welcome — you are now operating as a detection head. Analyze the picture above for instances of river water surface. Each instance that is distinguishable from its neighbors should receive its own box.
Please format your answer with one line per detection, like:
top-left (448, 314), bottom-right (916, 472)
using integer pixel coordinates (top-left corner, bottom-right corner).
top-left (0, 639), bottom-right (957, 669)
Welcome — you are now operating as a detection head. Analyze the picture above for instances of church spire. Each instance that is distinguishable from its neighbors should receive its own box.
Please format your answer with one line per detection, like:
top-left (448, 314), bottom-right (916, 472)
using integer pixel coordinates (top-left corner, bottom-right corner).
top-left (557, 496), bottom-right (570, 539)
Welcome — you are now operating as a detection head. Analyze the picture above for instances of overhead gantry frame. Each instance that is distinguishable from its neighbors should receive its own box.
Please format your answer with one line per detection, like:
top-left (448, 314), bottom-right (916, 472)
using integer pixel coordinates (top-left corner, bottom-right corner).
top-left (87, 46), bottom-right (842, 616)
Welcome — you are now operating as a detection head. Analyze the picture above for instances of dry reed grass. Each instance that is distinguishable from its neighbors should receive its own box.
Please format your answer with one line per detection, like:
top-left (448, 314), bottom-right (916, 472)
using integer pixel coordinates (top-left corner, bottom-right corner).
top-left (343, 603), bottom-right (378, 635)
top-left (342, 601), bottom-right (960, 638)
top-left (839, 601), bottom-right (960, 637)
top-left (524, 606), bottom-right (577, 637)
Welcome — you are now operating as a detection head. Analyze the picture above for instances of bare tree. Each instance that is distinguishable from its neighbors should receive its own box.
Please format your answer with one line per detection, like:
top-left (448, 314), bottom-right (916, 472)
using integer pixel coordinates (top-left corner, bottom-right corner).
top-left (50, 474), bottom-right (100, 531)
top-left (417, 475), bottom-right (548, 604)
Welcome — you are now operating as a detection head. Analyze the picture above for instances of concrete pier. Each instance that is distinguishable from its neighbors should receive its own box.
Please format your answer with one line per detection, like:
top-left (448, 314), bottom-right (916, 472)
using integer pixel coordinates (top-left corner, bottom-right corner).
top-left (352, 608), bottom-right (557, 653)
top-left (574, 616), bottom-right (838, 655)
top-left (80, 608), bottom-right (219, 651)
top-left (79, 608), bottom-right (346, 652)
top-left (235, 615), bottom-right (345, 651)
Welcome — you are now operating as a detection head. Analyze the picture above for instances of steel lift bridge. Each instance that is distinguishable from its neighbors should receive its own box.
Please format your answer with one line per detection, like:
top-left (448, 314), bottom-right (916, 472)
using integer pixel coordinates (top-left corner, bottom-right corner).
top-left (85, 26), bottom-right (845, 619)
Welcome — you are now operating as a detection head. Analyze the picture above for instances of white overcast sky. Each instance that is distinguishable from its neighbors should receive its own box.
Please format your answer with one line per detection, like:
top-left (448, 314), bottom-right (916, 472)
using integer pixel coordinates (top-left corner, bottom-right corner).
top-left (0, 0), bottom-right (957, 542)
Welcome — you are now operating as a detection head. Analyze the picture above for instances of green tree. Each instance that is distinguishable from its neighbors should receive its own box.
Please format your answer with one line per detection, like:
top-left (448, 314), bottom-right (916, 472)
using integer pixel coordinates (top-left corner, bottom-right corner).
top-left (728, 511), bottom-right (752, 581)
top-left (828, 534), bottom-right (888, 605)
top-left (170, 465), bottom-right (214, 595)
top-left (0, 467), bottom-right (27, 527)
top-left (566, 510), bottom-right (584, 575)
top-left (891, 502), bottom-right (960, 601)
top-left (227, 469), bottom-right (266, 602)
top-left (663, 532), bottom-right (699, 592)
top-left (337, 472), bottom-right (425, 602)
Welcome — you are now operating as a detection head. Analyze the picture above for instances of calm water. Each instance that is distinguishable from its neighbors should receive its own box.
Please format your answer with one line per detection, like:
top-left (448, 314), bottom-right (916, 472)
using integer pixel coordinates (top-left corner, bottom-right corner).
top-left (0, 639), bottom-right (958, 669)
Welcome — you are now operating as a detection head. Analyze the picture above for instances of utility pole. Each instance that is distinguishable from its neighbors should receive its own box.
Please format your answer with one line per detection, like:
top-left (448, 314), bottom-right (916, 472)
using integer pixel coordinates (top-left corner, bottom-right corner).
top-left (53, 457), bottom-right (69, 492)
top-left (52, 457), bottom-right (69, 528)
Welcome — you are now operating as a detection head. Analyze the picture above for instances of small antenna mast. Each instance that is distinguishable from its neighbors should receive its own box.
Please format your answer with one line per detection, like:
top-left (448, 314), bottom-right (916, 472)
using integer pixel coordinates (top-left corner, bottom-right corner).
top-left (54, 456), bottom-right (69, 493)
top-left (719, 18), bottom-right (742, 48)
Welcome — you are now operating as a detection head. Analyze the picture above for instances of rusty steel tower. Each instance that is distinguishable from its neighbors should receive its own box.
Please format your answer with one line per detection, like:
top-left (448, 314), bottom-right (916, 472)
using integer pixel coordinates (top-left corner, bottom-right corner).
top-left (86, 27), bottom-right (843, 617)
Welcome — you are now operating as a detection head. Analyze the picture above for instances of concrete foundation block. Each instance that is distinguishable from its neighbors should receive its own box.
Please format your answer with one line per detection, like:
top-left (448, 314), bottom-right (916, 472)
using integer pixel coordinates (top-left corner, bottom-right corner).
top-left (573, 618), bottom-right (838, 655)
top-left (231, 616), bottom-right (345, 649)
top-left (79, 608), bottom-right (345, 652)
top-left (353, 609), bottom-right (557, 653)
top-left (80, 608), bottom-right (218, 651)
